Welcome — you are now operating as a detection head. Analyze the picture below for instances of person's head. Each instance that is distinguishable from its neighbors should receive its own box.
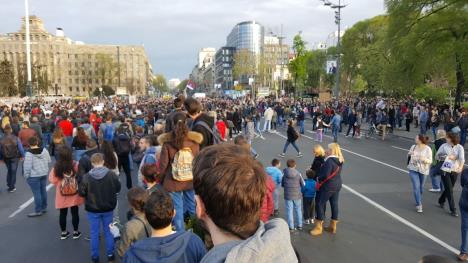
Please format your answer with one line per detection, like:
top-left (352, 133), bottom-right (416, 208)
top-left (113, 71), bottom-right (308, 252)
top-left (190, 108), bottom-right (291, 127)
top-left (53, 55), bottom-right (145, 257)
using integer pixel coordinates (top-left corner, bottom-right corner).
top-left (446, 132), bottom-right (460, 146)
top-left (54, 147), bottom-right (74, 179)
top-left (22, 121), bottom-right (30, 129)
top-left (306, 169), bottom-right (317, 180)
top-left (28, 136), bottom-right (39, 148)
top-left (233, 135), bottom-right (250, 152)
top-left (139, 136), bottom-right (152, 151)
top-left (415, 134), bottom-right (429, 145)
top-left (76, 127), bottom-right (88, 143)
top-left (418, 255), bottom-right (452, 263)
top-left (436, 130), bottom-right (446, 140)
top-left (86, 139), bottom-right (98, 150)
top-left (193, 144), bottom-right (266, 240)
top-left (271, 158), bottom-right (280, 168)
top-left (31, 116), bottom-right (38, 123)
top-left (90, 153), bottom-right (105, 167)
top-left (287, 120), bottom-right (293, 126)
top-left (327, 143), bottom-right (344, 163)
top-left (145, 188), bottom-right (175, 231)
top-left (141, 164), bottom-right (160, 185)
top-left (135, 126), bottom-right (144, 135)
top-left (127, 187), bottom-right (149, 214)
top-left (100, 141), bottom-right (117, 169)
top-left (286, 159), bottom-right (296, 168)
top-left (3, 124), bottom-right (12, 135)
top-left (172, 112), bottom-right (189, 149)
top-left (313, 145), bottom-right (325, 157)
top-left (173, 95), bottom-right (185, 109)
top-left (184, 98), bottom-right (202, 118)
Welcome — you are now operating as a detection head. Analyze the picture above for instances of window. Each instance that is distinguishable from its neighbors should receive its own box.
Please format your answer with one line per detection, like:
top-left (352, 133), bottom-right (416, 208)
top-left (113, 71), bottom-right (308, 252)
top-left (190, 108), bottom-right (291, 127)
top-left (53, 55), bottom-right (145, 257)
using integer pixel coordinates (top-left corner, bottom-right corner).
top-left (75, 70), bottom-right (79, 75)
top-left (95, 62), bottom-right (98, 67)
top-left (75, 62), bottom-right (78, 67)
top-left (89, 79), bottom-right (92, 84)
top-left (88, 54), bottom-right (91, 59)
top-left (76, 87), bottom-right (79, 92)
top-left (82, 70), bottom-right (85, 75)
top-left (58, 79), bottom-right (61, 83)
top-left (68, 70), bottom-right (72, 75)
top-left (82, 62), bottom-right (85, 67)
top-left (89, 71), bottom-right (92, 75)
top-left (75, 78), bottom-right (79, 83)
top-left (75, 54), bottom-right (78, 59)
top-left (69, 86), bottom-right (72, 92)
top-left (82, 79), bottom-right (85, 84)
top-left (83, 87), bottom-right (86, 92)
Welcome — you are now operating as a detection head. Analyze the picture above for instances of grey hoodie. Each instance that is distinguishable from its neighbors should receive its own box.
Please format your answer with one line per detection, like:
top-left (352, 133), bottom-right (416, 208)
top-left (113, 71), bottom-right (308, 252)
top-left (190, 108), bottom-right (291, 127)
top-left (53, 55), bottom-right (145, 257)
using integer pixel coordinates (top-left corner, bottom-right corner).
top-left (200, 218), bottom-right (297, 263)
top-left (23, 147), bottom-right (51, 179)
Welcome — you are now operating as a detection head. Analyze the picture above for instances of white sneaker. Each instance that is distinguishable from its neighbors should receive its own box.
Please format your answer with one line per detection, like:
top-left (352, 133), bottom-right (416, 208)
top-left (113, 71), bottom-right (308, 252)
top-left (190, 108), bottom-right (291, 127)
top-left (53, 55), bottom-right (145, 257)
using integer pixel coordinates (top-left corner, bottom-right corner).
top-left (428, 188), bottom-right (441, 193)
top-left (416, 205), bottom-right (423, 213)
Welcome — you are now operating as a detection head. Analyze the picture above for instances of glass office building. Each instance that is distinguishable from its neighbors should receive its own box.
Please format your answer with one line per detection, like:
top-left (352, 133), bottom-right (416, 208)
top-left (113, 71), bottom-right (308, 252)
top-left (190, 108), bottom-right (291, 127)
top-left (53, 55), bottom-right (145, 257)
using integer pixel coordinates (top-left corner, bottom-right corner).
top-left (226, 21), bottom-right (264, 55)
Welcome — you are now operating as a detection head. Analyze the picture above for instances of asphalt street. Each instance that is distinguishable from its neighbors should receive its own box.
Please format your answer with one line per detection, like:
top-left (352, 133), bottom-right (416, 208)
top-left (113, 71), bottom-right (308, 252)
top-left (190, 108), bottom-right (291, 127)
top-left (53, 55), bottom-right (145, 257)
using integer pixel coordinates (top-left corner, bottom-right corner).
top-left (0, 119), bottom-right (464, 263)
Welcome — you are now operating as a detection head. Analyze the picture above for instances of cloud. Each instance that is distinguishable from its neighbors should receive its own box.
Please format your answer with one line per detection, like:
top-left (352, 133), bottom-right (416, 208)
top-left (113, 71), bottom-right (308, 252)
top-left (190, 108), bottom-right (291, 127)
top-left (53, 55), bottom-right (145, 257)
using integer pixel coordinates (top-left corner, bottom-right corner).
top-left (0, 0), bottom-right (385, 79)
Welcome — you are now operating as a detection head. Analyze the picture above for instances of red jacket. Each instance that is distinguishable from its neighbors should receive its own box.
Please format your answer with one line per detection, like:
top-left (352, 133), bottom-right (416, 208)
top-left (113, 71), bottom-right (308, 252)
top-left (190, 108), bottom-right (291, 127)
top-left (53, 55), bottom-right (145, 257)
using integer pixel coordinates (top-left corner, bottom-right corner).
top-left (58, 120), bottom-right (73, 137)
top-left (216, 121), bottom-right (227, 140)
top-left (260, 175), bottom-right (275, 223)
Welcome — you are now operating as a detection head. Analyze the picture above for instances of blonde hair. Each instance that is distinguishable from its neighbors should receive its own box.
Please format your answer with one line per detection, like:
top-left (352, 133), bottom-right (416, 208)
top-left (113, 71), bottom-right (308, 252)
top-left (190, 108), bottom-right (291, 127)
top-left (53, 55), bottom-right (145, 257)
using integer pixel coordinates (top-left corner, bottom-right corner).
top-left (313, 145), bottom-right (326, 157)
top-left (436, 129), bottom-right (446, 140)
top-left (328, 143), bottom-right (344, 164)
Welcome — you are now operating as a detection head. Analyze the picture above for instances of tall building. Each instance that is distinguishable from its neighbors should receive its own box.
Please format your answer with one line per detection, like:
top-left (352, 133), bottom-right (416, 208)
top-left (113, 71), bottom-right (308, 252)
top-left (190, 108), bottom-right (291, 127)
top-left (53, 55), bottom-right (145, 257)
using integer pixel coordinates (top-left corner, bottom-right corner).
top-left (215, 46), bottom-right (235, 90)
top-left (226, 21), bottom-right (264, 55)
top-left (198, 48), bottom-right (216, 69)
top-left (261, 35), bottom-right (290, 89)
top-left (0, 16), bottom-right (153, 96)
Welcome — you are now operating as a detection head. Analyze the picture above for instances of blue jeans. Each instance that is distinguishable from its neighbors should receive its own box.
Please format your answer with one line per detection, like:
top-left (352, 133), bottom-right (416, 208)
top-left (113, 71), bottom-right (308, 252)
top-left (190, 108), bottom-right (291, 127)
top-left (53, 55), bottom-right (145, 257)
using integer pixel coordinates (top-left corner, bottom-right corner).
top-left (273, 187), bottom-right (280, 210)
top-left (316, 190), bottom-right (340, 220)
top-left (26, 176), bottom-right (47, 213)
top-left (299, 120), bottom-right (305, 134)
top-left (461, 209), bottom-right (468, 253)
top-left (87, 211), bottom-right (114, 260)
top-left (431, 126), bottom-right (437, 141)
top-left (282, 141), bottom-right (300, 154)
top-left (263, 120), bottom-right (271, 132)
top-left (429, 166), bottom-right (444, 191)
top-left (65, 136), bottom-right (73, 147)
top-left (332, 127), bottom-right (339, 142)
top-left (250, 147), bottom-right (258, 158)
top-left (170, 190), bottom-right (196, 232)
top-left (278, 116), bottom-right (284, 127)
top-left (5, 158), bottom-right (19, 189)
top-left (409, 170), bottom-right (427, 206)
top-left (285, 199), bottom-right (303, 229)
top-left (42, 132), bottom-right (51, 149)
top-left (461, 128), bottom-right (467, 147)
top-left (73, 149), bottom-right (86, 161)
top-left (420, 122), bottom-right (427, 135)
top-left (254, 120), bottom-right (263, 136)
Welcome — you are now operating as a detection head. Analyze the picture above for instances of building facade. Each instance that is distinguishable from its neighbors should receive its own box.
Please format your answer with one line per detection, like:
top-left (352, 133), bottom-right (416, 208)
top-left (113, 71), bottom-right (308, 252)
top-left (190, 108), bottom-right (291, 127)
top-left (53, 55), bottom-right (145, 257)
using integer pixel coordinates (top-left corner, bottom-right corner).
top-left (0, 16), bottom-right (153, 96)
top-left (215, 46), bottom-right (235, 90)
top-left (261, 35), bottom-right (290, 90)
top-left (226, 21), bottom-right (264, 55)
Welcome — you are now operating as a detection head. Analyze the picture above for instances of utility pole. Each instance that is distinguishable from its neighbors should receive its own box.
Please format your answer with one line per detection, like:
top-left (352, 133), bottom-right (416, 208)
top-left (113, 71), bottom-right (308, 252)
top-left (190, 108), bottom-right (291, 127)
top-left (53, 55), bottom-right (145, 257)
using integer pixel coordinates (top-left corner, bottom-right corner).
top-left (278, 24), bottom-right (285, 99)
top-left (24, 0), bottom-right (32, 97)
top-left (117, 46), bottom-right (121, 88)
top-left (321, 0), bottom-right (347, 99)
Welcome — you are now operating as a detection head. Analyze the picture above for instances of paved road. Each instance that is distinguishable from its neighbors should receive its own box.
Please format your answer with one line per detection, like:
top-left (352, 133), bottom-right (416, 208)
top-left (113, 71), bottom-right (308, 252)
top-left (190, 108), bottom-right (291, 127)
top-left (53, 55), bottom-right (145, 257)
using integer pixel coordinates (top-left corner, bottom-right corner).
top-left (0, 119), bottom-right (463, 263)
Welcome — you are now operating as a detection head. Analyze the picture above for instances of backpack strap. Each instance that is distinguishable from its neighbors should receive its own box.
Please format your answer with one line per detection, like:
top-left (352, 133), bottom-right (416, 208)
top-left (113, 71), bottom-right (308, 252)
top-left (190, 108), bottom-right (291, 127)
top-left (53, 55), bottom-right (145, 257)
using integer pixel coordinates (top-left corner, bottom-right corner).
top-left (134, 217), bottom-right (150, 238)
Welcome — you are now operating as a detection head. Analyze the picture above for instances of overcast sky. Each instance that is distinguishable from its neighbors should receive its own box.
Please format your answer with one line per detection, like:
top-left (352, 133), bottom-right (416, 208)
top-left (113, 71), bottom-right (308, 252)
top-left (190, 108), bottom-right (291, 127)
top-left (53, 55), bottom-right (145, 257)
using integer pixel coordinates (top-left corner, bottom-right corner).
top-left (0, 0), bottom-right (385, 80)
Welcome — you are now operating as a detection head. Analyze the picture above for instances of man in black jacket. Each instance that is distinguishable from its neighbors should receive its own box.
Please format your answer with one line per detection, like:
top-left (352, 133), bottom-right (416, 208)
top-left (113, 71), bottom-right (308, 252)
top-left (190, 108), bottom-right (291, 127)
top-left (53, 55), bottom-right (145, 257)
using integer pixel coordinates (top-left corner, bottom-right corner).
top-left (79, 153), bottom-right (121, 263)
top-left (77, 140), bottom-right (100, 178)
top-left (165, 95), bottom-right (185, 132)
top-left (184, 98), bottom-right (214, 149)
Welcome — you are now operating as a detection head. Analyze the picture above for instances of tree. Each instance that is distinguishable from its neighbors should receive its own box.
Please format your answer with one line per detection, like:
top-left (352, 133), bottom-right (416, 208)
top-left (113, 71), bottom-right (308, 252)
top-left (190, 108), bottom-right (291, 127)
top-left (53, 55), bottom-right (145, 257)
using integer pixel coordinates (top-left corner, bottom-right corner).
top-left (176, 79), bottom-right (189, 91)
top-left (233, 49), bottom-right (257, 83)
top-left (153, 74), bottom-right (169, 93)
top-left (92, 85), bottom-right (115, 97)
top-left (96, 53), bottom-right (118, 88)
top-left (36, 66), bottom-right (51, 95)
top-left (0, 59), bottom-right (17, 96)
top-left (289, 34), bottom-right (308, 94)
top-left (386, 0), bottom-right (468, 107)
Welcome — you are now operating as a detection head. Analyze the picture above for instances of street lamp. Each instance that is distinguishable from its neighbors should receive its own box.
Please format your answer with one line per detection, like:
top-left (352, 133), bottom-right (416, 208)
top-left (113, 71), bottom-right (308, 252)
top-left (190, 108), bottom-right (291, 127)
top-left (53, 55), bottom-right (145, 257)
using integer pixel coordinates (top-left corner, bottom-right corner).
top-left (320, 0), bottom-right (347, 99)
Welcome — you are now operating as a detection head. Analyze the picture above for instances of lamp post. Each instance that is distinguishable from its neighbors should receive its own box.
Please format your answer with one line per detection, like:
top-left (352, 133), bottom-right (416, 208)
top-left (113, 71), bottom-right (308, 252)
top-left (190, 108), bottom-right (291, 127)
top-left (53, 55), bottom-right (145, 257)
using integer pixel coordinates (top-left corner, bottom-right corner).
top-left (24, 0), bottom-right (33, 97)
top-left (320, 0), bottom-right (347, 99)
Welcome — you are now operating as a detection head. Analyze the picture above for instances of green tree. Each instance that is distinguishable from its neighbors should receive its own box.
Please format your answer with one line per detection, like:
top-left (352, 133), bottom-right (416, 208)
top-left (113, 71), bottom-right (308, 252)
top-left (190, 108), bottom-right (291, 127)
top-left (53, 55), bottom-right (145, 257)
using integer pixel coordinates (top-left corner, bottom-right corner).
top-left (176, 79), bottom-right (189, 91)
top-left (93, 85), bottom-right (115, 97)
top-left (96, 53), bottom-right (118, 88)
top-left (233, 49), bottom-right (257, 82)
top-left (0, 59), bottom-right (17, 96)
top-left (289, 34), bottom-right (308, 94)
top-left (153, 74), bottom-right (169, 93)
top-left (386, 0), bottom-right (468, 107)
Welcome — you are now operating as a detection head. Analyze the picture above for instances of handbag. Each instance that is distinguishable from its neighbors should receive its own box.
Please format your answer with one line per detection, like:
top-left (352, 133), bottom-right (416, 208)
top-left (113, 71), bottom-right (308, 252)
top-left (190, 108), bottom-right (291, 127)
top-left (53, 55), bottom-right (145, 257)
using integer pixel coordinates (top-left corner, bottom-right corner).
top-left (441, 156), bottom-right (454, 173)
top-left (315, 166), bottom-right (340, 191)
top-left (407, 145), bottom-right (415, 165)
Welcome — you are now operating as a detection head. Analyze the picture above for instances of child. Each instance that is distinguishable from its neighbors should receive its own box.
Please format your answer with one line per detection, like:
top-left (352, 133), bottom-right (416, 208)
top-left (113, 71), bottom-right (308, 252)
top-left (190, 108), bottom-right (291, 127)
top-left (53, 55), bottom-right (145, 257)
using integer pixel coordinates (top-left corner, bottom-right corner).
top-left (315, 115), bottom-right (328, 142)
top-left (282, 159), bottom-right (305, 231)
top-left (265, 159), bottom-right (283, 216)
top-left (302, 169), bottom-right (317, 225)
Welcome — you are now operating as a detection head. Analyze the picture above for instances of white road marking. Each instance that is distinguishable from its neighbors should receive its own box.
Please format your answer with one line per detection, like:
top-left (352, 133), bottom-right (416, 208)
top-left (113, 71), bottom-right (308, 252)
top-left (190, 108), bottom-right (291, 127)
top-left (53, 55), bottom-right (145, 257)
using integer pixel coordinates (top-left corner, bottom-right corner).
top-left (8, 184), bottom-right (54, 218)
top-left (392, 146), bottom-right (409, 152)
top-left (274, 131), bottom-right (459, 254)
top-left (343, 184), bottom-right (459, 255)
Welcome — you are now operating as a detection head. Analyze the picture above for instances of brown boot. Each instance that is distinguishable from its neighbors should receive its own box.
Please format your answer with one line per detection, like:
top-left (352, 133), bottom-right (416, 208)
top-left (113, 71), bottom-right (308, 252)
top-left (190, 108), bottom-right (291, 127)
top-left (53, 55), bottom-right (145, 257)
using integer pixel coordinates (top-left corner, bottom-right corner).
top-left (324, 220), bottom-right (339, 234)
top-left (310, 220), bottom-right (323, 236)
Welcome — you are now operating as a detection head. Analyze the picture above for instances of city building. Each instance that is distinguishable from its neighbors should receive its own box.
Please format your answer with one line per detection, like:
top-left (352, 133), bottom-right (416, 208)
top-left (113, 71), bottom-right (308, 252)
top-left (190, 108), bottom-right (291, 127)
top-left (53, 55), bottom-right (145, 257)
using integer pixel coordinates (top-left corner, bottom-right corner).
top-left (226, 21), bottom-right (264, 55)
top-left (261, 35), bottom-right (290, 91)
top-left (215, 46), bottom-right (235, 90)
top-left (168, 78), bottom-right (181, 90)
top-left (0, 16), bottom-right (153, 96)
top-left (198, 48), bottom-right (216, 69)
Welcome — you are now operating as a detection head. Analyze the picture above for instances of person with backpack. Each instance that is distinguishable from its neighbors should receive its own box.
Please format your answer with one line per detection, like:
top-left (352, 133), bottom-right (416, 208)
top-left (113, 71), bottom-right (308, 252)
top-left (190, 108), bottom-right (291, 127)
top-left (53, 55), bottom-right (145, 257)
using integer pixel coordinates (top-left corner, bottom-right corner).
top-left (41, 113), bottom-right (55, 149)
top-left (18, 121), bottom-right (37, 150)
top-left (113, 124), bottom-right (133, 189)
top-left (77, 139), bottom-right (101, 178)
top-left (79, 153), bottom-right (121, 263)
top-left (184, 98), bottom-right (219, 149)
top-left (23, 136), bottom-right (51, 217)
top-left (137, 136), bottom-right (158, 188)
top-left (99, 115), bottom-right (115, 143)
top-left (0, 125), bottom-right (25, 193)
top-left (158, 112), bottom-right (203, 232)
top-left (48, 147), bottom-right (84, 240)
top-left (279, 120), bottom-right (303, 158)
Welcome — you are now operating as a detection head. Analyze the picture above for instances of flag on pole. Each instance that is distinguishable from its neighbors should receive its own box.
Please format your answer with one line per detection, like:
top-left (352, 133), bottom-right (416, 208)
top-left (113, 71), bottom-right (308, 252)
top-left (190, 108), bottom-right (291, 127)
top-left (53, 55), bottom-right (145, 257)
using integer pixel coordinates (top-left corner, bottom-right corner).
top-left (186, 80), bottom-right (195, 90)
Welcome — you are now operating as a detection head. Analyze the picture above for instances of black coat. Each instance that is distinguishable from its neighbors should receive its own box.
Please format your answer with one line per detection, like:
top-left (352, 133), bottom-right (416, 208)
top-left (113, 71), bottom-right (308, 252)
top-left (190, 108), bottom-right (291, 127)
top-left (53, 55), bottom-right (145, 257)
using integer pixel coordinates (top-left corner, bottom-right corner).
top-left (287, 125), bottom-right (298, 142)
top-left (317, 157), bottom-right (343, 192)
top-left (460, 169), bottom-right (468, 212)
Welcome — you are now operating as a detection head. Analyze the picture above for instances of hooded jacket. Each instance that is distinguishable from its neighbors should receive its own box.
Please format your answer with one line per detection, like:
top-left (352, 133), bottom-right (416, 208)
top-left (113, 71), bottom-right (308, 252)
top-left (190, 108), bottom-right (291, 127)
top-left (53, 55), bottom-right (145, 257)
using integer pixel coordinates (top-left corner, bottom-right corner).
top-left (281, 167), bottom-right (305, 200)
top-left (78, 166), bottom-right (121, 213)
top-left (260, 175), bottom-right (275, 222)
top-left (191, 113), bottom-right (214, 149)
top-left (77, 147), bottom-right (101, 178)
top-left (199, 219), bottom-right (297, 263)
top-left (460, 169), bottom-right (468, 212)
top-left (317, 157), bottom-right (343, 192)
top-left (158, 131), bottom-right (203, 192)
top-left (123, 231), bottom-right (206, 263)
top-left (23, 147), bottom-right (51, 179)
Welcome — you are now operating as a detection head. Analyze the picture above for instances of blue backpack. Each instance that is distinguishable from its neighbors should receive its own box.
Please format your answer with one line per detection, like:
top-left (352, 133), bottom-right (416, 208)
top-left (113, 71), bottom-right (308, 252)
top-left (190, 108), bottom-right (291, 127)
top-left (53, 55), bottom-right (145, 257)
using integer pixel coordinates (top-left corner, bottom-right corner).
top-left (103, 124), bottom-right (115, 141)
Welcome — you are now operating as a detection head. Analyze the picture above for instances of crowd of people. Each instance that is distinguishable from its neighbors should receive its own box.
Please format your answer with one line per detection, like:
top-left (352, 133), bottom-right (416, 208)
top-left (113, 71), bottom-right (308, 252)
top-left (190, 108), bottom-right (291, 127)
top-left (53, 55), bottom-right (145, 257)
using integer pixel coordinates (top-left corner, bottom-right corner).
top-left (0, 94), bottom-right (466, 263)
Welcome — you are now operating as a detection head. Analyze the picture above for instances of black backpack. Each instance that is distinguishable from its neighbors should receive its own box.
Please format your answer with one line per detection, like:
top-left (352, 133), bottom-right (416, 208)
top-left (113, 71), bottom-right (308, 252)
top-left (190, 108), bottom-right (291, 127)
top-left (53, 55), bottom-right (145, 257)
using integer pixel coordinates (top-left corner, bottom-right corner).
top-left (114, 132), bottom-right (131, 156)
top-left (1, 135), bottom-right (20, 159)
